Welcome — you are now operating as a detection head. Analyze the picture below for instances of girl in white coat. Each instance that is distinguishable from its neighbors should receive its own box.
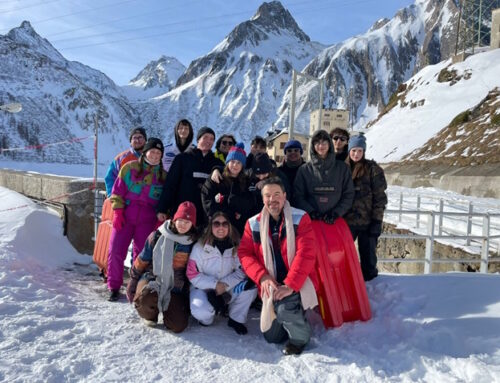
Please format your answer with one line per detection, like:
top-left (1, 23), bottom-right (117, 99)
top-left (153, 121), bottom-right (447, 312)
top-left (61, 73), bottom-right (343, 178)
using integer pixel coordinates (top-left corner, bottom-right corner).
top-left (187, 211), bottom-right (257, 334)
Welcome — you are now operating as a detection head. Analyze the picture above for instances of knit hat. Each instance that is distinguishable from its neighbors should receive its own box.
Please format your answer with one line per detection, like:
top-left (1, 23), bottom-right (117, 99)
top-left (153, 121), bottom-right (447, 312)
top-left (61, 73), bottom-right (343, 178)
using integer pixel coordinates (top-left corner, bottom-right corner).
top-left (142, 137), bottom-right (164, 156)
top-left (196, 126), bottom-right (216, 141)
top-left (283, 139), bottom-right (303, 155)
top-left (173, 201), bottom-right (197, 227)
top-left (225, 142), bottom-right (246, 166)
top-left (129, 127), bottom-right (147, 142)
top-left (348, 134), bottom-right (366, 152)
top-left (252, 152), bottom-right (273, 175)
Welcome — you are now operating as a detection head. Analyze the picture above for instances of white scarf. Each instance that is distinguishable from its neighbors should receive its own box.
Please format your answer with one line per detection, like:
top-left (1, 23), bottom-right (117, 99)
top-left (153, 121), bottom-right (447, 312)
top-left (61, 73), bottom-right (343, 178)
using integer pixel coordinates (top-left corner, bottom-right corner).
top-left (148, 221), bottom-right (193, 312)
top-left (259, 200), bottom-right (318, 332)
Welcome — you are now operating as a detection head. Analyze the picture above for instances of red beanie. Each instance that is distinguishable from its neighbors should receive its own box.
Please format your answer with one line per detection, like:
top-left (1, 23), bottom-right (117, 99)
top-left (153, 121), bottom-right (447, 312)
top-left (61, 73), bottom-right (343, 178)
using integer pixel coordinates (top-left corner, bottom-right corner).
top-left (173, 201), bottom-right (197, 226)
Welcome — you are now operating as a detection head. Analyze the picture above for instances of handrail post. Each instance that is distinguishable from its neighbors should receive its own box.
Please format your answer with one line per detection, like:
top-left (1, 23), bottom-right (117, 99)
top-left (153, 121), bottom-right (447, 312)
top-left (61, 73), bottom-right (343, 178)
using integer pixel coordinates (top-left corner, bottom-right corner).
top-left (466, 201), bottom-right (473, 246)
top-left (399, 192), bottom-right (403, 223)
top-left (416, 194), bottom-right (421, 228)
top-left (438, 199), bottom-right (444, 236)
top-left (424, 212), bottom-right (435, 274)
top-left (480, 214), bottom-right (490, 273)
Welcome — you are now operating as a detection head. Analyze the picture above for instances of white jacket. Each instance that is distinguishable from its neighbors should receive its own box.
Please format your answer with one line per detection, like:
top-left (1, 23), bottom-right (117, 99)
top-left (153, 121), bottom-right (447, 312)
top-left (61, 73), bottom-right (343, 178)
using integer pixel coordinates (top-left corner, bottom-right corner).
top-left (187, 242), bottom-right (246, 291)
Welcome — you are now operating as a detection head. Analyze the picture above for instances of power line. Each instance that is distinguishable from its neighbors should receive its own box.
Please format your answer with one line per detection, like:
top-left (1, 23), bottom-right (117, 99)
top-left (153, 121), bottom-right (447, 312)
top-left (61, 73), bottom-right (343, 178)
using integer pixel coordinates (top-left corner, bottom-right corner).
top-left (0, 0), bottom-right (62, 14)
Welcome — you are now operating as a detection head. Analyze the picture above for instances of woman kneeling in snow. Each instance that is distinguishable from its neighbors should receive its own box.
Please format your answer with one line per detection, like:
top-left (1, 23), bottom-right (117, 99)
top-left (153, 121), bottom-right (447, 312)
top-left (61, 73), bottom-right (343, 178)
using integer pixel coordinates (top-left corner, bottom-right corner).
top-left (126, 201), bottom-right (198, 333)
top-left (187, 211), bottom-right (257, 335)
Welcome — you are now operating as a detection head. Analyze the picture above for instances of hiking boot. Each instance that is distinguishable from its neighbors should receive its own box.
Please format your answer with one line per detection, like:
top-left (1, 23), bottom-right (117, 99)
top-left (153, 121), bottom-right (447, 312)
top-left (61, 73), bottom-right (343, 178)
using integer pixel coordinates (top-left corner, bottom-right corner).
top-left (108, 289), bottom-right (120, 302)
top-left (228, 318), bottom-right (247, 335)
top-left (282, 342), bottom-right (305, 356)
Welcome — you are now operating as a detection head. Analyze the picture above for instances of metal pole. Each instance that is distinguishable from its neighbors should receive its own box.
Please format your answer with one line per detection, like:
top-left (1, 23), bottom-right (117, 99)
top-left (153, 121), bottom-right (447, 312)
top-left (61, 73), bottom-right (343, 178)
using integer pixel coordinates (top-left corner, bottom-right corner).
top-left (480, 214), bottom-right (490, 273)
top-left (477, 0), bottom-right (482, 46)
top-left (455, 0), bottom-right (463, 55)
top-left (416, 195), bottom-right (421, 228)
top-left (466, 201), bottom-right (473, 246)
top-left (289, 69), bottom-right (297, 140)
top-left (399, 192), bottom-right (403, 223)
top-left (93, 114), bottom-right (99, 242)
top-left (438, 199), bottom-right (444, 236)
top-left (424, 212), bottom-right (435, 274)
top-left (318, 79), bottom-right (324, 130)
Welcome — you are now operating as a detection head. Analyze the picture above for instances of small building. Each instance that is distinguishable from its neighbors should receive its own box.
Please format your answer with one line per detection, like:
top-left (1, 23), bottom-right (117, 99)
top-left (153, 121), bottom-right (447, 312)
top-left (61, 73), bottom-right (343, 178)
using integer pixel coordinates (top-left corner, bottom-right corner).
top-left (310, 109), bottom-right (349, 136)
top-left (266, 130), bottom-right (309, 164)
top-left (492, 8), bottom-right (500, 50)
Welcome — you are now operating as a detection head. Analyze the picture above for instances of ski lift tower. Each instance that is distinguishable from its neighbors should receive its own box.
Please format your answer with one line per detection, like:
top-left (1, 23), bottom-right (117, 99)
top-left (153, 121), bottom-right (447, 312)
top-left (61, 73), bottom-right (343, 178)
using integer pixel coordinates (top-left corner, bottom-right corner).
top-left (454, 0), bottom-right (500, 61)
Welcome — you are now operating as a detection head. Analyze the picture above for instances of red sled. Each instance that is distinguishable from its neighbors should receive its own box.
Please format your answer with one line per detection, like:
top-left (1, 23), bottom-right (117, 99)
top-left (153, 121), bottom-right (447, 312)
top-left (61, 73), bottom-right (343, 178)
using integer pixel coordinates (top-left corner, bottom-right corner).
top-left (312, 218), bottom-right (372, 328)
top-left (92, 199), bottom-right (113, 277)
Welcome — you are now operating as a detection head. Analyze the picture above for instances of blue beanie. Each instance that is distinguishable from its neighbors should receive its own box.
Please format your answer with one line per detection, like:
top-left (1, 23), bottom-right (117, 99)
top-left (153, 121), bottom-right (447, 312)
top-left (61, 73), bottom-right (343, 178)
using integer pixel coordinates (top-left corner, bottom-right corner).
top-left (348, 134), bottom-right (366, 152)
top-left (283, 139), bottom-right (303, 155)
top-left (226, 142), bottom-right (246, 166)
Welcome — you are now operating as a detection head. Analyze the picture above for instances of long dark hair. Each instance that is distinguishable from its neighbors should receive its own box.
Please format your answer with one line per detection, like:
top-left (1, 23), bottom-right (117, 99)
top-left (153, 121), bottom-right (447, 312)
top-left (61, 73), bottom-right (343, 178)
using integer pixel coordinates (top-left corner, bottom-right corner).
top-left (175, 119), bottom-right (193, 152)
top-left (345, 155), bottom-right (367, 180)
top-left (137, 153), bottom-right (165, 181)
top-left (200, 211), bottom-right (240, 255)
top-left (222, 163), bottom-right (247, 191)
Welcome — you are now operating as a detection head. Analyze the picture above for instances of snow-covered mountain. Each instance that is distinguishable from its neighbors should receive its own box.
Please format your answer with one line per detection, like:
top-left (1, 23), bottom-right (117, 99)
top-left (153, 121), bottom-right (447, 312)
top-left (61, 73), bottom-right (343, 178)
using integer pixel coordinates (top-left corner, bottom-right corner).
top-left (0, 21), bottom-right (141, 165)
top-left (273, 0), bottom-right (459, 132)
top-left (365, 48), bottom-right (500, 164)
top-left (122, 56), bottom-right (186, 101)
top-left (135, 1), bottom-right (325, 143)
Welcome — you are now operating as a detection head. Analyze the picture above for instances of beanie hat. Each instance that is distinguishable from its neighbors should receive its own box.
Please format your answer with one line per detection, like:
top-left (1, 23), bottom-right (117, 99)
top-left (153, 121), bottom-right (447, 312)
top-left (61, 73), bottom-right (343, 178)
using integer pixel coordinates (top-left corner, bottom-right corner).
top-left (142, 137), bottom-right (164, 156)
top-left (129, 127), bottom-right (147, 142)
top-left (196, 126), bottom-right (216, 141)
top-left (225, 142), bottom-right (246, 166)
top-left (252, 152), bottom-right (273, 175)
top-left (283, 139), bottom-right (303, 155)
top-left (348, 134), bottom-right (366, 152)
top-left (173, 201), bottom-right (197, 227)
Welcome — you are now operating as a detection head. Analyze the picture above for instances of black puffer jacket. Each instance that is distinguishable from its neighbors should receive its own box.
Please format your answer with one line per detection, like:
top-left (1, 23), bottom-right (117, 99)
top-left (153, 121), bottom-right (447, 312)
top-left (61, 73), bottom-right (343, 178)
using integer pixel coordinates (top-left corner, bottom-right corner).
top-left (157, 147), bottom-right (224, 227)
top-left (201, 175), bottom-right (255, 235)
top-left (293, 131), bottom-right (354, 217)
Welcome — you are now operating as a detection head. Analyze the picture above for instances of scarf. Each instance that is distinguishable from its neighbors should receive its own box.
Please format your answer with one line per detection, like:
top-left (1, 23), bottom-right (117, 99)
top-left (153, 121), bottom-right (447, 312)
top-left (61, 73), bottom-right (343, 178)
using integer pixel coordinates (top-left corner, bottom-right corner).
top-left (148, 221), bottom-right (194, 312)
top-left (259, 200), bottom-right (318, 332)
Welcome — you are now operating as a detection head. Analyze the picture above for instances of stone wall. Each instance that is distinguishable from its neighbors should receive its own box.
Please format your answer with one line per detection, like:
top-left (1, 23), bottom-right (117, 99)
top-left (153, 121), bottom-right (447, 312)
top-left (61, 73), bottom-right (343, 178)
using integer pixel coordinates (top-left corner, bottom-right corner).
top-left (0, 168), bottom-right (103, 255)
top-left (376, 223), bottom-right (500, 274)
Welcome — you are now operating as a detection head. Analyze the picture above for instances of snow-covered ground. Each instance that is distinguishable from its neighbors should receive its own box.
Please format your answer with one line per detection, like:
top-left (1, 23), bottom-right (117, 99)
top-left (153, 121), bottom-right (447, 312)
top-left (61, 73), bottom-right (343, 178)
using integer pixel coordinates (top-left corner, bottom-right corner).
top-left (1, 186), bottom-right (500, 382)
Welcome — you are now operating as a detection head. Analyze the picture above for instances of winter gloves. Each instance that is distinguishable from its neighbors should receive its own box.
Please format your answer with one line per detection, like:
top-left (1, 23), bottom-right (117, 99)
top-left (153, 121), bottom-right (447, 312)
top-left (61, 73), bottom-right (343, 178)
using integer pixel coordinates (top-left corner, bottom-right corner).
top-left (206, 289), bottom-right (230, 316)
top-left (126, 265), bottom-right (143, 303)
top-left (309, 210), bottom-right (338, 225)
top-left (112, 209), bottom-right (125, 230)
top-left (369, 220), bottom-right (383, 237)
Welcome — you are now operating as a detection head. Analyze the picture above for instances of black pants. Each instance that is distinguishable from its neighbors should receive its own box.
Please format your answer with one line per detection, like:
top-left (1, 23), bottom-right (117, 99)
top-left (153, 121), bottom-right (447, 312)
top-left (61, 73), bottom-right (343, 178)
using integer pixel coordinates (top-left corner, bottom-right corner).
top-left (350, 228), bottom-right (379, 281)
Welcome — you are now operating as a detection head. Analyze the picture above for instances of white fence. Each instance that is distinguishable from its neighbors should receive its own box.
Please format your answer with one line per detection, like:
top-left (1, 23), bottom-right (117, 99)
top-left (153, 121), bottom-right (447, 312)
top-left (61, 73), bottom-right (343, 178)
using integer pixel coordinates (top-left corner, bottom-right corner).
top-left (380, 187), bottom-right (500, 273)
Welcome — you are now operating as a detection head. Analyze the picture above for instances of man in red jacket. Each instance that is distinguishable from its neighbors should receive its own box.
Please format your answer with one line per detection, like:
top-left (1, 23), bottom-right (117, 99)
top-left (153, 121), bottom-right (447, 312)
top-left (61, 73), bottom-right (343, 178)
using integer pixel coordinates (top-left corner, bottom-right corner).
top-left (238, 177), bottom-right (318, 355)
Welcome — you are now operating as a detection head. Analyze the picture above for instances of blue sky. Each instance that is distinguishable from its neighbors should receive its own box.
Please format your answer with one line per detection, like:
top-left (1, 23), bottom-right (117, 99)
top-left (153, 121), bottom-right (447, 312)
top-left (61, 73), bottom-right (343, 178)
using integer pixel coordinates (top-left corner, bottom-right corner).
top-left (0, 0), bottom-right (413, 85)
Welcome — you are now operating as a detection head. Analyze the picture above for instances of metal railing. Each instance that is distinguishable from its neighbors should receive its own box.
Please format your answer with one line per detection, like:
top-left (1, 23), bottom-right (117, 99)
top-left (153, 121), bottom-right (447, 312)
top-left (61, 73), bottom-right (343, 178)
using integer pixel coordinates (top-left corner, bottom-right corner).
top-left (379, 191), bottom-right (500, 273)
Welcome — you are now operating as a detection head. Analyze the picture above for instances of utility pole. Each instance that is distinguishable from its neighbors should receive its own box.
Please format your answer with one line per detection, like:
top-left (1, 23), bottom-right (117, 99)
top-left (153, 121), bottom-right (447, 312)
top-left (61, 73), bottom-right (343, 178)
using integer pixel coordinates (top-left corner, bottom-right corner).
top-left (289, 70), bottom-right (297, 140)
top-left (93, 114), bottom-right (99, 242)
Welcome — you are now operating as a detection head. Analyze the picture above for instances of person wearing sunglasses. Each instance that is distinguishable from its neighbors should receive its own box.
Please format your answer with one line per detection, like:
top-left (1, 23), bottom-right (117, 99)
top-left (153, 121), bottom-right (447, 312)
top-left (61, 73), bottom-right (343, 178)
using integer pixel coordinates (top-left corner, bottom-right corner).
top-left (201, 143), bottom-right (255, 236)
top-left (329, 127), bottom-right (350, 161)
top-left (278, 140), bottom-right (305, 201)
top-left (214, 134), bottom-right (236, 162)
top-left (294, 129), bottom-right (354, 225)
top-left (187, 211), bottom-right (257, 335)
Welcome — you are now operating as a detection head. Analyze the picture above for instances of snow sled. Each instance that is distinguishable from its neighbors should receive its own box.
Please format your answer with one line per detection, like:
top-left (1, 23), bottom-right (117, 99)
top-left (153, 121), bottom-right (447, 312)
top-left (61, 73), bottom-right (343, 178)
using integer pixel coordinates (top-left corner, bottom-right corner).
top-left (92, 198), bottom-right (113, 278)
top-left (312, 218), bottom-right (372, 328)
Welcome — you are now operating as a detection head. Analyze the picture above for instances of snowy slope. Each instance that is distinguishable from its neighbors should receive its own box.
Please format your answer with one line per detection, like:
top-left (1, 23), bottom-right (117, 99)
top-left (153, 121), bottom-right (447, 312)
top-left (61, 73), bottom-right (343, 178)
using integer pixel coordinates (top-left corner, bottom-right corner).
top-left (365, 48), bottom-right (500, 163)
top-left (1, 186), bottom-right (500, 382)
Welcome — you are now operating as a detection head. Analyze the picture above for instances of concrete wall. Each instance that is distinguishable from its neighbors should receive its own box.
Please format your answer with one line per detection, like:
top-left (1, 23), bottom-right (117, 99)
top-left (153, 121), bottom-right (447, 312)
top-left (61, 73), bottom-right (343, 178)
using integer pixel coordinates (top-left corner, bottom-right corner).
top-left (0, 169), bottom-right (103, 255)
top-left (491, 9), bottom-right (500, 50)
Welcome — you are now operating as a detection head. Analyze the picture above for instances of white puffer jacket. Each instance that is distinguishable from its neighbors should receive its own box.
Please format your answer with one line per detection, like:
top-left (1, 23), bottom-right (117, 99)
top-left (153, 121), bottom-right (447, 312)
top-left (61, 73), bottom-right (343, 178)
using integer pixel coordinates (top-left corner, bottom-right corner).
top-left (187, 242), bottom-right (246, 291)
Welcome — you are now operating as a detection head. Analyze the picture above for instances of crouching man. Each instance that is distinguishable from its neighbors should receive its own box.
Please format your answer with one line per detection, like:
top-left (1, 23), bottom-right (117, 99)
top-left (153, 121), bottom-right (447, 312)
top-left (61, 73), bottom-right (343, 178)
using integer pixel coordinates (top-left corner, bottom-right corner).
top-left (238, 177), bottom-right (318, 355)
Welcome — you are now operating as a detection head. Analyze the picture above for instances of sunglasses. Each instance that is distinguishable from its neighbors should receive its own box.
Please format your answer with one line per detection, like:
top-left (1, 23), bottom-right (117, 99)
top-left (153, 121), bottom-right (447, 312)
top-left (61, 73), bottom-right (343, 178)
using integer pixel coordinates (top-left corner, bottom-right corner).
top-left (221, 140), bottom-right (234, 146)
top-left (212, 220), bottom-right (229, 228)
top-left (332, 136), bottom-right (348, 142)
top-left (286, 148), bottom-right (301, 153)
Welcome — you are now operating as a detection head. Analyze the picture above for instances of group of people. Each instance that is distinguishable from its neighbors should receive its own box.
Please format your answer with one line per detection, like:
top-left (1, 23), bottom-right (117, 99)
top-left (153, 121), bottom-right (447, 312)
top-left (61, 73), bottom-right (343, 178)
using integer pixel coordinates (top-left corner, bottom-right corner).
top-left (102, 119), bottom-right (387, 355)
